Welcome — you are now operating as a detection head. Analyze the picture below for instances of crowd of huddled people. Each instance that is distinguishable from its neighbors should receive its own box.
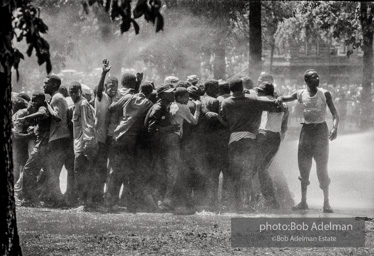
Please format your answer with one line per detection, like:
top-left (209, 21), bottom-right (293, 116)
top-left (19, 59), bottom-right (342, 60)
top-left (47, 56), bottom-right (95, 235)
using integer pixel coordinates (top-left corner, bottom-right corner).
top-left (10, 58), bottom-right (349, 214)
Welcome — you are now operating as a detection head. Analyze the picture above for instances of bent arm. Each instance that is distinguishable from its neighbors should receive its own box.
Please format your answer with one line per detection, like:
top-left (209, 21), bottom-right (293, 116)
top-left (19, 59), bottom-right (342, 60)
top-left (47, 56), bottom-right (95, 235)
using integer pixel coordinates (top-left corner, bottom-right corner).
top-left (108, 94), bottom-right (131, 112)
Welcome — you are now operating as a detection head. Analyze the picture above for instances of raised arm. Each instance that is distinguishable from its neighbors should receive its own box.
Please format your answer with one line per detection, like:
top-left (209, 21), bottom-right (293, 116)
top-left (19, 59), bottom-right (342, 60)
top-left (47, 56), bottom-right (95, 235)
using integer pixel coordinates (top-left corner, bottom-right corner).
top-left (276, 91), bottom-right (298, 104)
top-left (95, 59), bottom-right (111, 102)
top-left (325, 91), bottom-right (339, 141)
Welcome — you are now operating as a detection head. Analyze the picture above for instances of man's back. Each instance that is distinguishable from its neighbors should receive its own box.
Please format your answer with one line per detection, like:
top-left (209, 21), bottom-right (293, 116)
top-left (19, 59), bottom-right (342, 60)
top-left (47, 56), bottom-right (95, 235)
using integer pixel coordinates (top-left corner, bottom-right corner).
top-left (49, 92), bottom-right (70, 142)
top-left (221, 94), bottom-right (265, 134)
top-left (114, 93), bottom-right (153, 139)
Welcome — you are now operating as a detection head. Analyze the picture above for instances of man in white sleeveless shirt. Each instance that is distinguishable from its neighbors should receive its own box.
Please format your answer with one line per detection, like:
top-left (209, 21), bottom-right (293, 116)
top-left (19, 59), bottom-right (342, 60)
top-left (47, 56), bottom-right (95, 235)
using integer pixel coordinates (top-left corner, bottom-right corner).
top-left (276, 69), bottom-right (339, 213)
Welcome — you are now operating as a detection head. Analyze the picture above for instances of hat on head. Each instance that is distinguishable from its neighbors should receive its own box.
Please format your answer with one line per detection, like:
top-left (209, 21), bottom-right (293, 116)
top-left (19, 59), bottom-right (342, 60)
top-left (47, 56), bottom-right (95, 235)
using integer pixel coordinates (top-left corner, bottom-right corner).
top-left (256, 82), bottom-right (274, 96)
top-left (187, 75), bottom-right (199, 85)
top-left (218, 79), bottom-right (229, 87)
top-left (258, 72), bottom-right (274, 83)
top-left (156, 84), bottom-right (175, 96)
top-left (164, 76), bottom-right (179, 86)
top-left (17, 92), bottom-right (30, 102)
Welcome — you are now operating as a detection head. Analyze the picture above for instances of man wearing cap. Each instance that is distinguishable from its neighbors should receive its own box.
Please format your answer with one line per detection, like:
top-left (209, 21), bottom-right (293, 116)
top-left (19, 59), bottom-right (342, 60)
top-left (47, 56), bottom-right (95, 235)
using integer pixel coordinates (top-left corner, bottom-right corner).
top-left (276, 69), bottom-right (339, 213)
top-left (217, 80), bottom-right (231, 106)
top-left (242, 76), bottom-right (255, 95)
top-left (69, 82), bottom-right (98, 208)
top-left (106, 83), bottom-right (154, 212)
top-left (18, 92), bottom-right (50, 206)
top-left (220, 78), bottom-right (283, 212)
top-left (145, 84), bottom-right (178, 207)
top-left (254, 80), bottom-right (289, 210)
top-left (43, 74), bottom-right (71, 206)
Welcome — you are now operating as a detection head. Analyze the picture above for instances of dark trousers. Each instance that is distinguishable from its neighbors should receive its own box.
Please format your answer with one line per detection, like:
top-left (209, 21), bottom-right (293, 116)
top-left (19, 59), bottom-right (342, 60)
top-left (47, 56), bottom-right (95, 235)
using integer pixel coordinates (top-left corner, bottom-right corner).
top-left (298, 122), bottom-right (330, 189)
top-left (254, 131), bottom-right (280, 201)
top-left (204, 130), bottom-right (230, 207)
top-left (23, 138), bottom-right (49, 202)
top-left (45, 138), bottom-right (70, 202)
top-left (163, 133), bottom-right (192, 207)
top-left (106, 135), bottom-right (137, 208)
top-left (150, 137), bottom-right (168, 201)
top-left (181, 133), bottom-right (205, 206)
top-left (91, 138), bottom-right (111, 203)
top-left (74, 152), bottom-right (94, 203)
top-left (228, 138), bottom-right (257, 209)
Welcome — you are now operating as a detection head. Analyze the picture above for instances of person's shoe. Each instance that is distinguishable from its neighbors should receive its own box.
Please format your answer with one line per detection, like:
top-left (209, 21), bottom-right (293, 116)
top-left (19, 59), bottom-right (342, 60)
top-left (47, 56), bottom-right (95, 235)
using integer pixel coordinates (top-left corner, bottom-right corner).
top-left (292, 201), bottom-right (308, 211)
top-left (323, 201), bottom-right (334, 213)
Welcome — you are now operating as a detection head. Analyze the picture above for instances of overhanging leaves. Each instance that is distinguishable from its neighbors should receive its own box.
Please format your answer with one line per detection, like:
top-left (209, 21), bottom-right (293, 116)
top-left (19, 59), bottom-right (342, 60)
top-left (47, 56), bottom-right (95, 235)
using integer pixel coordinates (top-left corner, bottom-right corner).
top-left (82, 0), bottom-right (164, 34)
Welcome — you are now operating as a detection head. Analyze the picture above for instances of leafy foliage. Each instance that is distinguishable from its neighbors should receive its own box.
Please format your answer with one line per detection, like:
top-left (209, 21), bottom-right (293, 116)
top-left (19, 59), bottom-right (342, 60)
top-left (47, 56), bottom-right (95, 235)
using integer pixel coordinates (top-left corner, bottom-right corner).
top-left (82, 0), bottom-right (164, 34)
top-left (0, 0), bottom-right (51, 78)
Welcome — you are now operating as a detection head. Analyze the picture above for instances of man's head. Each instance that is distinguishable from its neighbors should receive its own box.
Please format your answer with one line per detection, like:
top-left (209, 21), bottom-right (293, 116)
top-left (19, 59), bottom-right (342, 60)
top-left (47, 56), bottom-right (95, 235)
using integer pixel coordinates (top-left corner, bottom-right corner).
top-left (44, 75), bottom-right (61, 95)
top-left (31, 91), bottom-right (46, 109)
top-left (187, 75), bottom-right (199, 86)
top-left (105, 76), bottom-right (119, 98)
top-left (257, 72), bottom-right (274, 85)
top-left (69, 82), bottom-right (82, 103)
top-left (304, 69), bottom-right (319, 88)
top-left (12, 93), bottom-right (30, 113)
top-left (255, 82), bottom-right (275, 97)
top-left (218, 80), bottom-right (230, 96)
top-left (204, 79), bottom-right (219, 98)
top-left (58, 85), bottom-right (69, 98)
top-left (175, 87), bottom-right (189, 104)
top-left (242, 76), bottom-right (254, 90)
top-left (139, 82), bottom-right (154, 98)
top-left (229, 78), bottom-right (243, 93)
top-left (187, 85), bottom-right (200, 100)
top-left (157, 84), bottom-right (175, 104)
top-left (121, 73), bottom-right (136, 89)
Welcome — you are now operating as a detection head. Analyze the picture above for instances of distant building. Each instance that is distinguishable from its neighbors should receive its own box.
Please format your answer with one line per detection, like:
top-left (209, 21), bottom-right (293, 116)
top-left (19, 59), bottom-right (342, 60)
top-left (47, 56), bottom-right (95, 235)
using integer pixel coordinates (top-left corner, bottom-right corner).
top-left (263, 38), bottom-right (365, 85)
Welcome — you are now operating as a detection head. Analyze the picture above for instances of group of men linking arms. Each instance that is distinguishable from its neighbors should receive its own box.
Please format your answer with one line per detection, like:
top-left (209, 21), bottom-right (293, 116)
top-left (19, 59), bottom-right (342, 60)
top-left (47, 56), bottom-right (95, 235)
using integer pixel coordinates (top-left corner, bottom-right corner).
top-left (13, 59), bottom-right (339, 214)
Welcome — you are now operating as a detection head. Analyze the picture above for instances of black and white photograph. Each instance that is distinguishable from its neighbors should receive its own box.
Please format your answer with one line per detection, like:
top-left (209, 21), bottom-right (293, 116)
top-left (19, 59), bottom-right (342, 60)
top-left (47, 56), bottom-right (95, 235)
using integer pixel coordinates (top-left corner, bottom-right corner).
top-left (1, 0), bottom-right (374, 255)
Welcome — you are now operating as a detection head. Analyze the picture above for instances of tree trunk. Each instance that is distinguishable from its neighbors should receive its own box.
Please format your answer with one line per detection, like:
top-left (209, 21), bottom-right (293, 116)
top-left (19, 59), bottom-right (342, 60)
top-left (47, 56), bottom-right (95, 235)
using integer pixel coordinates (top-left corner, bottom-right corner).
top-left (360, 2), bottom-right (373, 129)
top-left (213, 44), bottom-right (226, 80)
top-left (270, 43), bottom-right (275, 73)
top-left (249, 0), bottom-right (262, 77)
top-left (0, 4), bottom-right (23, 256)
